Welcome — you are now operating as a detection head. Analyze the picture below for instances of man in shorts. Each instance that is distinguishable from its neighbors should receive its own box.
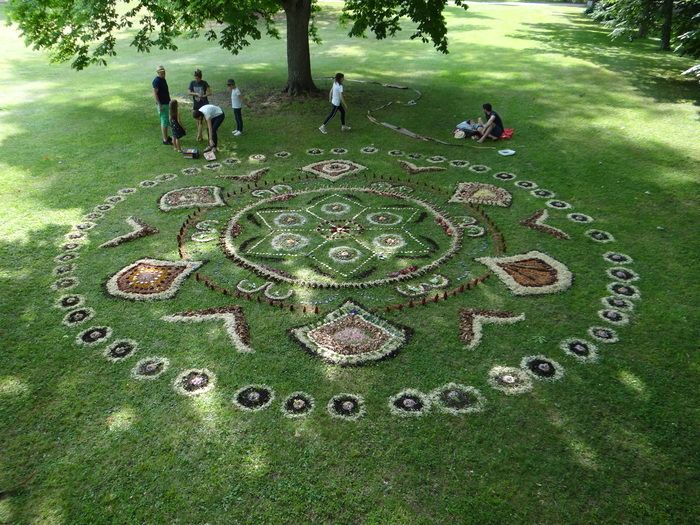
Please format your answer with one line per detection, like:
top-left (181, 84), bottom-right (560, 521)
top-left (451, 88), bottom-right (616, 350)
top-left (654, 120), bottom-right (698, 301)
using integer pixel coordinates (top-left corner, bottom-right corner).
top-left (152, 65), bottom-right (172, 145)
top-left (188, 69), bottom-right (211, 141)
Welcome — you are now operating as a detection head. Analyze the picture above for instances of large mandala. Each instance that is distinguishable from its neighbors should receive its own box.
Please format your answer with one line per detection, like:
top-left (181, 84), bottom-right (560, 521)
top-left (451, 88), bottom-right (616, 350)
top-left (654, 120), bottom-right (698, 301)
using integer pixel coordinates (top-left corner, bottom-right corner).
top-left (51, 145), bottom-right (641, 420)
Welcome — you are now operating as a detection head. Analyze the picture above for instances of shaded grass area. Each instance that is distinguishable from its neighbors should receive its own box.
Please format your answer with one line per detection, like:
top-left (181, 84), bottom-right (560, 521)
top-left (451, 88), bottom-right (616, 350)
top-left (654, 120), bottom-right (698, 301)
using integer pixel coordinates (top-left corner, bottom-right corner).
top-left (1, 3), bottom-right (699, 524)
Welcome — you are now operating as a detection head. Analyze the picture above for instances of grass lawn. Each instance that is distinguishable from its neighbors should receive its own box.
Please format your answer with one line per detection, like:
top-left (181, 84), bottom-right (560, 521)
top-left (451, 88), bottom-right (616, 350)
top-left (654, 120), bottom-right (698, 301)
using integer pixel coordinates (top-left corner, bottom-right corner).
top-left (1, 2), bottom-right (699, 524)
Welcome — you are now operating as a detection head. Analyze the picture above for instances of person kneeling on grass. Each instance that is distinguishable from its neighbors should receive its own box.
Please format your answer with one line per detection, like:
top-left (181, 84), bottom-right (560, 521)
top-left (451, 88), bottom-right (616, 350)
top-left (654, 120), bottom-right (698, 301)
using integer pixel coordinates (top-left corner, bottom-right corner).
top-left (169, 100), bottom-right (186, 152)
top-left (319, 72), bottom-right (351, 134)
top-left (475, 103), bottom-right (504, 143)
top-left (193, 104), bottom-right (225, 153)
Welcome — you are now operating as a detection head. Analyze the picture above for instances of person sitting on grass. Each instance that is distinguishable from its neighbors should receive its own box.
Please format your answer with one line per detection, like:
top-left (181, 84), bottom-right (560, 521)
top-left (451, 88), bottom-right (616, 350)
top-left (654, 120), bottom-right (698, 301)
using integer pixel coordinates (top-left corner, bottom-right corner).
top-left (227, 78), bottom-right (245, 136)
top-left (475, 103), bottom-right (504, 143)
top-left (169, 100), bottom-right (186, 152)
top-left (319, 72), bottom-right (351, 134)
top-left (193, 104), bottom-right (225, 153)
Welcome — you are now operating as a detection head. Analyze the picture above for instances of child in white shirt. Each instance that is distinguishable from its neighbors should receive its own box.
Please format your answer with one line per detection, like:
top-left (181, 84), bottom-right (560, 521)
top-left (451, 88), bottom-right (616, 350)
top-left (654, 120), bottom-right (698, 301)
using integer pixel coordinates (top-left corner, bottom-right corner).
top-left (227, 78), bottom-right (244, 136)
top-left (319, 73), bottom-right (351, 134)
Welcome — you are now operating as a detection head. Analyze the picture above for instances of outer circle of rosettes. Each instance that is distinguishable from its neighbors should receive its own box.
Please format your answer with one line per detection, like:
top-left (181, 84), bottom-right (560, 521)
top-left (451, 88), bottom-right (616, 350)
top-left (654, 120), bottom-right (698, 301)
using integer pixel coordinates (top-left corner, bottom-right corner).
top-left (306, 148), bottom-right (323, 155)
top-left (388, 389), bottom-right (432, 417)
top-left (560, 338), bottom-right (599, 363)
top-left (53, 264), bottom-right (75, 276)
top-left (449, 159), bottom-right (470, 168)
top-left (52, 277), bottom-right (79, 291)
top-left (55, 253), bottom-right (79, 263)
top-left (426, 155), bottom-right (446, 163)
top-left (55, 294), bottom-right (85, 310)
top-left (155, 173), bottom-right (177, 182)
top-left (515, 180), bottom-right (537, 189)
top-left (586, 229), bottom-right (615, 243)
top-left (275, 151), bottom-right (291, 158)
top-left (330, 147), bottom-right (348, 155)
top-left (327, 393), bottom-right (365, 421)
top-left (597, 309), bottom-right (630, 326)
top-left (520, 355), bottom-right (564, 381)
top-left (488, 366), bottom-right (533, 395)
top-left (601, 296), bottom-right (635, 311)
top-left (281, 391), bottom-right (315, 418)
top-left (606, 267), bottom-right (639, 282)
top-left (360, 146), bottom-right (378, 154)
top-left (603, 252), bottom-right (632, 265)
top-left (607, 282), bottom-right (641, 300)
top-left (430, 383), bottom-right (485, 415)
top-left (494, 171), bottom-right (516, 181)
top-left (172, 368), bottom-right (216, 397)
top-left (468, 164), bottom-right (490, 173)
top-left (546, 199), bottom-right (571, 210)
top-left (567, 212), bottom-right (593, 223)
top-left (62, 307), bottom-right (95, 327)
top-left (588, 326), bottom-right (619, 343)
top-left (76, 326), bottom-right (112, 346)
top-left (232, 384), bottom-right (275, 412)
top-left (131, 357), bottom-right (170, 380)
top-left (104, 339), bottom-right (138, 362)
top-left (388, 150), bottom-right (405, 157)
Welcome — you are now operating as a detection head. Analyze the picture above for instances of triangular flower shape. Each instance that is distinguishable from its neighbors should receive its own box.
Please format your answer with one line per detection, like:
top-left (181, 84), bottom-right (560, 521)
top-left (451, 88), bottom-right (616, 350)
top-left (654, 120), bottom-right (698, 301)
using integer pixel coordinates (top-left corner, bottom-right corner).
top-left (476, 251), bottom-right (572, 295)
top-left (106, 258), bottom-right (202, 300)
top-left (290, 300), bottom-right (410, 365)
top-left (301, 159), bottom-right (367, 181)
top-left (449, 182), bottom-right (512, 207)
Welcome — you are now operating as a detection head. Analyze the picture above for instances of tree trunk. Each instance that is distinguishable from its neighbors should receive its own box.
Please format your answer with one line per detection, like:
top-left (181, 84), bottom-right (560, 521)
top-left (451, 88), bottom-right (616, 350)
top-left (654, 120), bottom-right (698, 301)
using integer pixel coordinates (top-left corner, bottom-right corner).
top-left (282, 0), bottom-right (319, 95)
top-left (660, 0), bottom-right (673, 51)
top-left (637, 0), bottom-right (653, 38)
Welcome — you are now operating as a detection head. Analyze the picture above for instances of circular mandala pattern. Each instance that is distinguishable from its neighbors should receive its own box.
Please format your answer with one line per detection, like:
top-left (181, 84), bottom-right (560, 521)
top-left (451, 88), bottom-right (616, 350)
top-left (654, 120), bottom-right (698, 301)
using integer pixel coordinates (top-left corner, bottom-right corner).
top-left (76, 326), bottom-right (112, 346)
top-left (465, 225), bottom-right (486, 237)
top-left (62, 242), bottom-right (81, 252)
top-left (155, 173), bottom-right (177, 182)
top-left (607, 282), bottom-right (641, 300)
top-left (104, 339), bottom-right (138, 362)
top-left (222, 157), bottom-right (241, 167)
top-left (320, 202), bottom-right (351, 216)
top-left (488, 366), bottom-right (533, 395)
top-left (232, 385), bottom-right (275, 411)
top-left (520, 355), bottom-right (564, 381)
top-left (372, 233), bottom-right (406, 251)
top-left (546, 199), bottom-right (571, 210)
top-left (327, 393), bottom-right (365, 421)
top-left (431, 383), bottom-right (485, 415)
top-left (270, 233), bottom-right (310, 252)
top-left (191, 231), bottom-right (217, 243)
top-left (360, 146), bottom-right (378, 154)
top-left (531, 189), bottom-right (555, 199)
top-left (195, 220), bottom-right (219, 230)
top-left (65, 231), bottom-right (86, 241)
top-left (52, 277), bottom-right (78, 291)
top-left (468, 164), bottom-right (490, 173)
top-left (249, 154), bottom-right (266, 163)
top-left (173, 368), bottom-right (216, 396)
top-left (560, 338), bottom-right (599, 363)
top-left (601, 296), bottom-right (635, 311)
top-left (426, 155), bottom-right (446, 163)
top-left (117, 187), bottom-right (137, 195)
top-left (274, 212), bottom-right (308, 227)
top-left (388, 389), bottom-right (431, 417)
top-left (281, 391), bottom-right (315, 418)
top-left (586, 229), bottom-right (615, 243)
top-left (181, 167), bottom-right (201, 176)
top-left (131, 357), bottom-right (169, 380)
top-left (449, 160), bottom-right (470, 168)
top-left (328, 246), bottom-right (362, 263)
top-left (274, 151), bottom-right (291, 158)
top-left (330, 147), bottom-right (348, 155)
top-left (515, 180), bottom-right (538, 189)
top-left (388, 150), bottom-right (405, 157)
top-left (366, 211), bottom-right (402, 226)
top-left (53, 263), bottom-right (75, 276)
top-left (306, 148), bottom-right (323, 155)
top-left (105, 195), bottom-right (125, 204)
top-left (606, 267), bottom-right (639, 282)
top-left (588, 326), bottom-right (619, 344)
top-left (55, 253), bottom-right (79, 263)
top-left (494, 172), bottom-right (516, 181)
top-left (62, 307), bottom-right (95, 327)
top-left (83, 212), bottom-right (104, 221)
top-left (603, 252), bottom-right (633, 265)
top-left (204, 162), bottom-right (222, 171)
top-left (568, 212), bottom-right (594, 223)
top-left (55, 294), bottom-right (84, 309)
top-left (95, 204), bottom-right (114, 212)
top-left (139, 180), bottom-right (158, 188)
top-left (597, 309), bottom-right (630, 326)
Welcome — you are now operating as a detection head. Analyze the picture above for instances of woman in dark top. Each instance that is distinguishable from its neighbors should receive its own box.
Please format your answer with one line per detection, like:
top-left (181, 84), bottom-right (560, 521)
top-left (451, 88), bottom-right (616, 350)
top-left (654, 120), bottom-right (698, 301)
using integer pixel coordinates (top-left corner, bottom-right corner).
top-left (188, 69), bottom-right (211, 142)
top-left (476, 103), bottom-right (504, 143)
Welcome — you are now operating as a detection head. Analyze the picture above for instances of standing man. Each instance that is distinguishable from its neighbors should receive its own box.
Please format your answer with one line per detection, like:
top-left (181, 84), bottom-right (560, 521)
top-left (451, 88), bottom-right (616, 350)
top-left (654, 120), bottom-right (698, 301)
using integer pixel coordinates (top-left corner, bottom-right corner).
top-left (188, 69), bottom-right (211, 142)
top-left (152, 65), bottom-right (172, 145)
top-left (227, 78), bottom-right (244, 136)
top-left (476, 103), bottom-right (504, 143)
top-left (193, 104), bottom-right (225, 153)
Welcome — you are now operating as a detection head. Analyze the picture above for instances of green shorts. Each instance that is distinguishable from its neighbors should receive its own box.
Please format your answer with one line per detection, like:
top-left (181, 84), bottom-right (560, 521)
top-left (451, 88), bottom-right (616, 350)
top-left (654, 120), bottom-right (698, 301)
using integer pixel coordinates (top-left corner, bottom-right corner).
top-left (157, 104), bottom-right (170, 128)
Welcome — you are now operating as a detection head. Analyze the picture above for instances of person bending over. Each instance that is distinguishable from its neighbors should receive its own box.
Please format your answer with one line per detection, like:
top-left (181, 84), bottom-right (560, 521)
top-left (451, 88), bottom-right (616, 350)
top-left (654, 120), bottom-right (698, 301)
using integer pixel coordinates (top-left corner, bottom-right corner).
top-left (319, 73), bottom-right (351, 134)
top-left (476, 103), bottom-right (504, 143)
top-left (193, 104), bottom-right (225, 153)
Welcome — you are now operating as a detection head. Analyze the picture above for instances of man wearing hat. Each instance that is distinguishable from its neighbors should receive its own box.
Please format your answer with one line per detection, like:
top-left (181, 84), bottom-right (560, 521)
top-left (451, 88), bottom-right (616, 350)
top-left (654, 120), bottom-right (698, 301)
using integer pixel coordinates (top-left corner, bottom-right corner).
top-left (152, 65), bottom-right (172, 145)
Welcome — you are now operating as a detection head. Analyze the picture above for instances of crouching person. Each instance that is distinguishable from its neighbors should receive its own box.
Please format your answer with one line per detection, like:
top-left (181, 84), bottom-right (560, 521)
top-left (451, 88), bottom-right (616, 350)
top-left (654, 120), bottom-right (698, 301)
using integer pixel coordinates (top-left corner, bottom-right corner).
top-left (194, 104), bottom-right (225, 153)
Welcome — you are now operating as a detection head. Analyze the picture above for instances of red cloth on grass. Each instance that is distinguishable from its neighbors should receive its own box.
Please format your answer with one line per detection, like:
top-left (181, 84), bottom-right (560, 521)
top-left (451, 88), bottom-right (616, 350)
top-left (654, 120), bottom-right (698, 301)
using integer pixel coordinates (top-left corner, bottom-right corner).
top-left (499, 128), bottom-right (514, 140)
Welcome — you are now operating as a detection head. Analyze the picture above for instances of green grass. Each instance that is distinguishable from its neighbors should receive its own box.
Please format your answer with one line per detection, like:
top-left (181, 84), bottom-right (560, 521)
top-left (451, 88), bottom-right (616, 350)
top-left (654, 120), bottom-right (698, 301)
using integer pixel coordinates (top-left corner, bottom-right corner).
top-left (1, 3), bottom-right (699, 524)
